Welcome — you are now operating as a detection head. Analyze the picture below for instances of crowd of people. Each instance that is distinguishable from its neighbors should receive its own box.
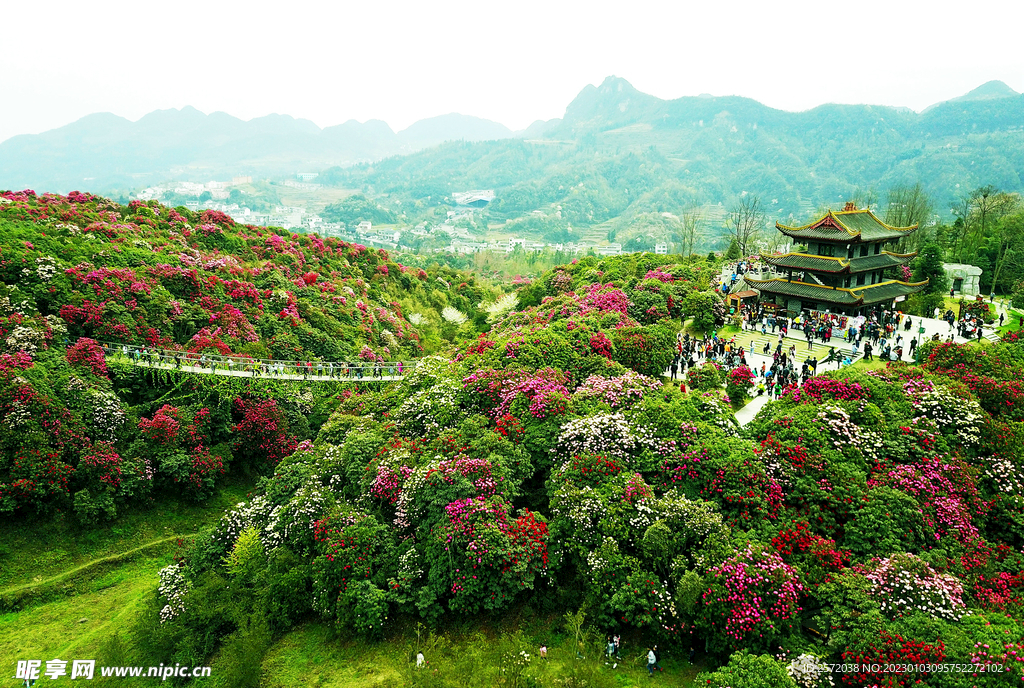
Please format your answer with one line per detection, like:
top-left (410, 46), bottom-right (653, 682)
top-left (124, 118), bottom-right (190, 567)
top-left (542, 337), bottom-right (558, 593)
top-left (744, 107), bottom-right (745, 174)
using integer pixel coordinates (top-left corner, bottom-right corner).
top-left (102, 343), bottom-right (405, 380)
top-left (667, 299), bottom-right (1000, 400)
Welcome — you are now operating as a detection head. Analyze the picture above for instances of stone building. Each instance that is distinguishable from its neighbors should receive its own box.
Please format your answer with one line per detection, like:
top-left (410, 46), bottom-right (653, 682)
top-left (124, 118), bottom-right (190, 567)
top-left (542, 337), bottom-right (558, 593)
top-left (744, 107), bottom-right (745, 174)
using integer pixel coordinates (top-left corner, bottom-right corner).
top-left (942, 263), bottom-right (983, 296)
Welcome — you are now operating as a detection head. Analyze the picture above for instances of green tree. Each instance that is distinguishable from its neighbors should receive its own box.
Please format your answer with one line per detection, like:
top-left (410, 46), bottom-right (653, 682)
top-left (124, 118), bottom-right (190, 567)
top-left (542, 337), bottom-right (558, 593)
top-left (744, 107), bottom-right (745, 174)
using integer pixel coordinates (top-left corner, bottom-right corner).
top-left (724, 238), bottom-right (741, 260)
top-left (988, 210), bottom-right (1024, 296)
top-left (912, 243), bottom-right (949, 295)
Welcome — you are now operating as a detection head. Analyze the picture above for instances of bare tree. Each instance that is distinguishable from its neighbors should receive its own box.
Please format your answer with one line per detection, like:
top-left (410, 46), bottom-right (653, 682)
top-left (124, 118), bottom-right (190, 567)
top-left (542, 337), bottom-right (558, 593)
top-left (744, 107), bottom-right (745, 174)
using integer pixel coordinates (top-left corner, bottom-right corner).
top-left (679, 203), bottom-right (706, 257)
top-left (850, 188), bottom-right (879, 213)
top-left (989, 205), bottom-right (1024, 296)
top-left (884, 183), bottom-right (933, 253)
top-left (725, 195), bottom-right (767, 258)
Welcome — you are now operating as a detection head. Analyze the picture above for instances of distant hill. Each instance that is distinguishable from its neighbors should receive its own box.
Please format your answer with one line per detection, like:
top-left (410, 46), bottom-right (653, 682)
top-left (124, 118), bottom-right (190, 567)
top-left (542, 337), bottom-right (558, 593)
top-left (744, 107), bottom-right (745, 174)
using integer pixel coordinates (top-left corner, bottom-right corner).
top-left (923, 80), bottom-right (1020, 111)
top-left (318, 76), bottom-right (1024, 234)
top-left (0, 108), bottom-right (514, 192)
top-left (2, 77), bottom-right (1023, 226)
top-left (397, 113), bottom-right (513, 148)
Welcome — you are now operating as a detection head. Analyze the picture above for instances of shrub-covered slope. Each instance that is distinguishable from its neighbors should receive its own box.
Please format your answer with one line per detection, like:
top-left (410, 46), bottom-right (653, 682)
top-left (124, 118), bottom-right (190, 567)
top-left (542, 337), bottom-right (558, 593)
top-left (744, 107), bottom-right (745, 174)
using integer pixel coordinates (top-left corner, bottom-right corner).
top-left (140, 257), bottom-right (1024, 684)
top-left (0, 189), bottom-right (504, 521)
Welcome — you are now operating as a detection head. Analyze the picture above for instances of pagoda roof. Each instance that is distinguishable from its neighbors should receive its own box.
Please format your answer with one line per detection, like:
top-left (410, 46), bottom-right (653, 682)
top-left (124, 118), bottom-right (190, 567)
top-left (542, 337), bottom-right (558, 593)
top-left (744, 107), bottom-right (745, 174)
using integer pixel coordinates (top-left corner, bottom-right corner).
top-left (776, 208), bottom-right (918, 242)
top-left (761, 250), bottom-right (918, 274)
top-left (745, 277), bottom-right (928, 306)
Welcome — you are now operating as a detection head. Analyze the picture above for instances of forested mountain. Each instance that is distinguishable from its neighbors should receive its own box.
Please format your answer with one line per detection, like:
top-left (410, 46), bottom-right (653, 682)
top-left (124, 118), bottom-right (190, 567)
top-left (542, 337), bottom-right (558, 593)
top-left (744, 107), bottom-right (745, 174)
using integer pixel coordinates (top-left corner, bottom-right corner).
top-left (330, 77), bottom-right (1024, 228)
top-left (2, 77), bottom-right (1023, 225)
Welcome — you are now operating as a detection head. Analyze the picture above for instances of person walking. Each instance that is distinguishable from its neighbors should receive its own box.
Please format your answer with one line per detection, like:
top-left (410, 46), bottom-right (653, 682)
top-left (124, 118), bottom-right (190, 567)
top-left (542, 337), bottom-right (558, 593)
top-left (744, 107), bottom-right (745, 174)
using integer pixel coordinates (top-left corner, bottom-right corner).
top-left (909, 337), bottom-right (918, 359)
top-left (647, 647), bottom-right (662, 675)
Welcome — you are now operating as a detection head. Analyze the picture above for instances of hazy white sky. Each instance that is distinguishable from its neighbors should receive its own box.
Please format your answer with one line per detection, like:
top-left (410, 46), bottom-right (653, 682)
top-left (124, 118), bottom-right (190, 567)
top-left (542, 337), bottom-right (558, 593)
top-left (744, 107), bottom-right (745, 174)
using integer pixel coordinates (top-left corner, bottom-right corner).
top-left (2, 0), bottom-right (1022, 143)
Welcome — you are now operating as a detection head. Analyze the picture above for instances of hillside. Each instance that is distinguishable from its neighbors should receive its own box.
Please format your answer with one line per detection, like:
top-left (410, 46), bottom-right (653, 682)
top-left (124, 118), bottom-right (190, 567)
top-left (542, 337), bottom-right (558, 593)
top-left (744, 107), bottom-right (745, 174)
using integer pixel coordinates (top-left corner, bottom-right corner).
top-left (3, 193), bottom-right (1024, 685)
top-left (25, 254), bottom-right (1023, 687)
top-left (0, 189), bottom-right (507, 521)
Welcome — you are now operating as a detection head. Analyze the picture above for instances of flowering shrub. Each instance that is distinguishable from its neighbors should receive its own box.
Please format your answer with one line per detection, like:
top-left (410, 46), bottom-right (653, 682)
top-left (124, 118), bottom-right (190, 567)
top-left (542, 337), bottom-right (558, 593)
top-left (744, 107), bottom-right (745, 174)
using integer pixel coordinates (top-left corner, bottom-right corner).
top-left (66, 338), bottom-right (108, 377)
top-left (787, 653), bottom-right (834, 688)
top-left (862, 553), bottom-right (968, 622)
top-left (588, 331), bottom-right (613, 357)
top-left (699, 544), bottom-right (803, 652)
top-left (232, 398), bottom-right (298, 471)
top-left (427, 496), bottom-right (548, 615)
top-left (687, 362), bottom-right (723, 391)
top-left (572, 370), bottom-right (662, 408)
top-left (840, 630), bottom-right (946, 687)
top-left (788, 376), bottom-right (867, 403)
top-left (556, 413), bottom-right (647, 459)
top-left (131, 404), bottom-right (222, 500)
top-left (157, 564), bottom-right (188, 623)
top-left (725, 365), bottom-right (755, 406)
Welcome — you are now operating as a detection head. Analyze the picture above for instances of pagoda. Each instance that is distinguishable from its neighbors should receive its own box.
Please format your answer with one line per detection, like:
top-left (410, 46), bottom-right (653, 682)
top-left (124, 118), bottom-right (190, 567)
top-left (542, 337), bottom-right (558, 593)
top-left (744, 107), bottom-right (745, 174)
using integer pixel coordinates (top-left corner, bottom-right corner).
top-left (745, 202), bottom-right (928, 317)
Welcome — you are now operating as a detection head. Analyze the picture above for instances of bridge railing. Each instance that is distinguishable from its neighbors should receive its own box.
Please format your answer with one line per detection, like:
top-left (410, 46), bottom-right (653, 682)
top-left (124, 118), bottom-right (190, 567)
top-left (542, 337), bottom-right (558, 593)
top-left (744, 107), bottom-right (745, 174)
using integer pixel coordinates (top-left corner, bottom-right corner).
top-left (95, 340), bottom-right (418, 379)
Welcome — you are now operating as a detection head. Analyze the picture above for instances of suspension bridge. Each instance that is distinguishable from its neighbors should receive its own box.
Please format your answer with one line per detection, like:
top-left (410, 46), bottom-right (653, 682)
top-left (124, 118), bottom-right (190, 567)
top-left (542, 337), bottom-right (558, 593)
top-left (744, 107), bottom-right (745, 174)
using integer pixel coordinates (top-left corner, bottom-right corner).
top-left (100, 342), bottom-right (415, 383)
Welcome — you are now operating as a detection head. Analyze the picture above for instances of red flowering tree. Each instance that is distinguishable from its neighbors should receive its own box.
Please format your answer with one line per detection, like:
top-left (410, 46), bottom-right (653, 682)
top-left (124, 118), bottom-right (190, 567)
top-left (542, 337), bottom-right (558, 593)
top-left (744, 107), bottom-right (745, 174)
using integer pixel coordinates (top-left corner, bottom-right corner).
top-left (132, 405), bottom-right (222, 500)
top-left (232, 398), bottom-right (298, 471)
top-left (425, 496), bottom-right (548, 616)
top-left (66, 337), bottom-right (108, 377)
top-left (725, 365), bottom-right (755, 406)
top-left (841, 630), bottom-right (946, 687)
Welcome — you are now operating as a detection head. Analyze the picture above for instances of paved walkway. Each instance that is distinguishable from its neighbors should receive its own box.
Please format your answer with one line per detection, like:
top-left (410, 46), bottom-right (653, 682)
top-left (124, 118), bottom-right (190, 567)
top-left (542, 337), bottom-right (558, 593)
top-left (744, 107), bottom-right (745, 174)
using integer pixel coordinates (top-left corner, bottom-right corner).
top-left (735, 395), bottom-right (770, 426)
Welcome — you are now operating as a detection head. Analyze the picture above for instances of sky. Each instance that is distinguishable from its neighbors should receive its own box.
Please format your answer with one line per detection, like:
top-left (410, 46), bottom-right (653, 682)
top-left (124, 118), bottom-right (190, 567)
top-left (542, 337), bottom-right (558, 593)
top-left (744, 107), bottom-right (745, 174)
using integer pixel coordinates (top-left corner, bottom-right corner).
top-left (2, 0), bottom-right (1023, 144)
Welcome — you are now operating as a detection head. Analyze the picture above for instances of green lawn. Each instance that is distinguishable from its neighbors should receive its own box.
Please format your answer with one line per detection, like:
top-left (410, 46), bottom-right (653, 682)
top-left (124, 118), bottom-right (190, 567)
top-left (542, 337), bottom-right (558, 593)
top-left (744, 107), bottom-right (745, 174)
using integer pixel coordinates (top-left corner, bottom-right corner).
top-left (0, 478), bottom-right (252, 591)
top-left (260, 623), bottom-right (705, 688)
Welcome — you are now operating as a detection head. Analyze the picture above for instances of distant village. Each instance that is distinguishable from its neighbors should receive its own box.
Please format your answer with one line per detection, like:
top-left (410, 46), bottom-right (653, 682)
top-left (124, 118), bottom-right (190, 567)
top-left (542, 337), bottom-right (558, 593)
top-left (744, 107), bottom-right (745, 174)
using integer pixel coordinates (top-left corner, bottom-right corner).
top-left (133, 176), bottom-right (673, 257)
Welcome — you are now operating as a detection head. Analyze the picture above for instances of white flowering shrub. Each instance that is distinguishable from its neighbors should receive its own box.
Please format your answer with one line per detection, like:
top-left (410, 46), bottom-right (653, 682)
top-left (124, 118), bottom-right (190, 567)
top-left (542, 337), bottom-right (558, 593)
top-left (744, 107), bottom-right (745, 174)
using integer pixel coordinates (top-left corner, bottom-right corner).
top-left (556, 413), bottom-right (643, 459)
top-left (270, 483), bottom-right (333, 554)
top-left (5, 325), bottom-right (44, 353)
top-left (441, 306), bottom-right (467, 324)
top-left (865, 553), bottom-right (968, 622)
top-left (914, 385), bottom-right (984, 446)
top-left (34, 255), bottom-right (57, 281)
top-left (982, 454), bottom-right (1024, 495)
top-left (815, 405), bottom-right (881, 463)
top-left (211, 496), bottom-right (277, 553)
top-left (157, 564), bottom-right (188, 623)
top-left (90, 389), bottom-right (126, 441)
top-left (393, 378), bottom-right (461, 437)
top-left (400, 355), bottom-right (455, 391)
top-left (787, 653), bottom-right (834, 688)
top-left (482, 292), bottom-right (519, 323)
top-left (5, 399), bottom-right (31, 427)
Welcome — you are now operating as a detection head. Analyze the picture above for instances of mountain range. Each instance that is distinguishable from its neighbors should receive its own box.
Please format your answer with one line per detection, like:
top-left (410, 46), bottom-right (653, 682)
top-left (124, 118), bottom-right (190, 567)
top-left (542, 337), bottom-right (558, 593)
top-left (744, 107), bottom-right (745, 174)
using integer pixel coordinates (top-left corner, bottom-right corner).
top-left (1, 78), bottom-right (1023, 214)
top-left (0, 108), bottom-right (516, 192)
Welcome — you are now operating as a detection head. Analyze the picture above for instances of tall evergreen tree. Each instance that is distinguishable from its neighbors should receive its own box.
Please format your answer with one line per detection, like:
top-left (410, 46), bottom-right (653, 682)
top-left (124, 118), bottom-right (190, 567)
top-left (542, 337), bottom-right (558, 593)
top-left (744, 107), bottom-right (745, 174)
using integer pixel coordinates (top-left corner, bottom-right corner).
top-left (725, 238), bottom-right (741, 260)
top-left (912, 243), bottom-right (950, 294)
